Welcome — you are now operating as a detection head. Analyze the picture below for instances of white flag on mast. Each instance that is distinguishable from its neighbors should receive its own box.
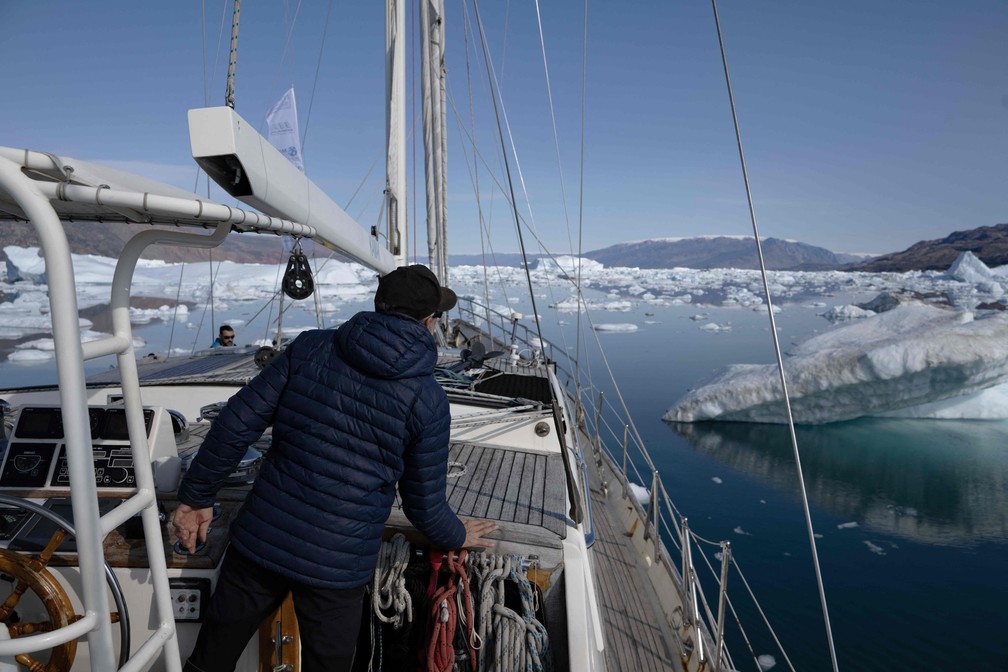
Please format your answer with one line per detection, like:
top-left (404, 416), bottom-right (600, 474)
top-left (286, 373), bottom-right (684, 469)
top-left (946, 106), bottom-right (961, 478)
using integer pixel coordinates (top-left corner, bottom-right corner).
top-left (266, 87), bottom-right (305, 173)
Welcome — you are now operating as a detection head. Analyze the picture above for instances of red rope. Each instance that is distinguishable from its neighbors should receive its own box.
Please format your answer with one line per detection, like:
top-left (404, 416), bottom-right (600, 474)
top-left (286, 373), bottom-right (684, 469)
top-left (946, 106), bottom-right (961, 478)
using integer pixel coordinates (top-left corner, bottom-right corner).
top-left (426, 550), bottom-right (477, 672)
top-left (427, 550), bottom-right (445, 600)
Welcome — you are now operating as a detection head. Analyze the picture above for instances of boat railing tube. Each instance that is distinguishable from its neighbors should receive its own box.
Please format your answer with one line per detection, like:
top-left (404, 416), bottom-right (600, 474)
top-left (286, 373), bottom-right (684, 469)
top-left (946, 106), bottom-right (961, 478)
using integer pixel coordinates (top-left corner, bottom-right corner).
top-left (0, 152), bottom-right (120, 670)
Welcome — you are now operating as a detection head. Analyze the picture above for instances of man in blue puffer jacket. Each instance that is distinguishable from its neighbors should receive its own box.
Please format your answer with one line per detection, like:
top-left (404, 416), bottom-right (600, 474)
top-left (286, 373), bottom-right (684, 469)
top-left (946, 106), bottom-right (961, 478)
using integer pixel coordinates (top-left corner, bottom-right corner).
top-left (174, 265), bottom-right (498, 672)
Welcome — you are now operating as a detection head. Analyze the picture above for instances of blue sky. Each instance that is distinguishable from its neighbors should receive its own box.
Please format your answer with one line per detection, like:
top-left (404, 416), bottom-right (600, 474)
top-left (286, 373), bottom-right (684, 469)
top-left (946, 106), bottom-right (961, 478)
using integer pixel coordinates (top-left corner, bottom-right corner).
top-left (2, 1), bottom-right (1006, 257)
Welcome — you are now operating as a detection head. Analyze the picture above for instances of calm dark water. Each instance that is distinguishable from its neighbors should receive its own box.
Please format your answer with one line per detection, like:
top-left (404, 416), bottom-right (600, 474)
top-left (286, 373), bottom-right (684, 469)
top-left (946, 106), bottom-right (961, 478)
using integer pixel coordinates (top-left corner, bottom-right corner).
top-left (546, 296), bottom-right (1008, 672)
top-left (2, 282), bottom-right (1007, 671)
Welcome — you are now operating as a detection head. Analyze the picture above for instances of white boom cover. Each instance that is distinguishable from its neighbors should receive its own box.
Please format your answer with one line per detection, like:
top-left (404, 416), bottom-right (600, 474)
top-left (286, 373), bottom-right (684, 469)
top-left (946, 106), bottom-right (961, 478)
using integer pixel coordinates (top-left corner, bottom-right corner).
top-left (189, 106), bottom-right (396, 274)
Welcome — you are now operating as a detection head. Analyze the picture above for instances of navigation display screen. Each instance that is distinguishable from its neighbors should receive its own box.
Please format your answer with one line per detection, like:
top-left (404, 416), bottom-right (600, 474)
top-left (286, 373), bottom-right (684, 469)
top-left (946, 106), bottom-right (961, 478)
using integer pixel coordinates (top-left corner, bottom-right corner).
top-left (14, 408), bottom-right (62, 439)
top-left (100, 408), bottom-right (153, 441)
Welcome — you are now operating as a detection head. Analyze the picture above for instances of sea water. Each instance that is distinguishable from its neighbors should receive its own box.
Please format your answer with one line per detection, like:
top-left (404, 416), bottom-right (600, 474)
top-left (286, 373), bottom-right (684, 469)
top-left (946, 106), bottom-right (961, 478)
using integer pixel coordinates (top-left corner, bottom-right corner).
top-left (1, 278), bottom-right (1007, 671)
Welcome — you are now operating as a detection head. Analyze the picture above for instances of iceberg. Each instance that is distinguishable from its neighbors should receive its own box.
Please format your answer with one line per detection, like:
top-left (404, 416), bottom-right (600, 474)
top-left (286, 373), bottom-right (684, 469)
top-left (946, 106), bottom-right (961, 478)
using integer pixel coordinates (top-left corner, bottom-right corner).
top-left (4, 245), bottom-right (47, 283)
top-left (593, 323), bottom-right (638, 332)
top-left (665, 302), bottom-right (1008, 424)
top-left (533, 255), bottom-right (604, 275)
top-left (948, 250), bottom-right (997, 284)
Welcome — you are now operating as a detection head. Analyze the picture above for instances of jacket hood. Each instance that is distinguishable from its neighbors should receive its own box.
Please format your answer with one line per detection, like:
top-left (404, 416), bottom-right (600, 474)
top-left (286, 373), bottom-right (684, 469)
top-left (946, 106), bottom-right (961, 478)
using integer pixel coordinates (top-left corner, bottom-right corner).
top-left (335, 311), bottom-right (438, 380)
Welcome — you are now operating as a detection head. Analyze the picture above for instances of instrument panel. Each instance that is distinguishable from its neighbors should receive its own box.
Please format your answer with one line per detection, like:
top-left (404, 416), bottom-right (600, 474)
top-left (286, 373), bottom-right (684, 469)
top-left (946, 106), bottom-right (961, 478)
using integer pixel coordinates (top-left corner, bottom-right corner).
top-left (0, 406), bottom-right (154, 490)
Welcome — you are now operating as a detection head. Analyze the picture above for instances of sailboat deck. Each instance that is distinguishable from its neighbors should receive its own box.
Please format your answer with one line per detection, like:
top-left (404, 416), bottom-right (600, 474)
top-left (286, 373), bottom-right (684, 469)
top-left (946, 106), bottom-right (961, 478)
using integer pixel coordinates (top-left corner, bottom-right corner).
top-left (587, 458), bottom-right (679, 671)
top-left (87, 347), bottom-right (261, 385)
top-left (391, 441), bottom-right (568, 541)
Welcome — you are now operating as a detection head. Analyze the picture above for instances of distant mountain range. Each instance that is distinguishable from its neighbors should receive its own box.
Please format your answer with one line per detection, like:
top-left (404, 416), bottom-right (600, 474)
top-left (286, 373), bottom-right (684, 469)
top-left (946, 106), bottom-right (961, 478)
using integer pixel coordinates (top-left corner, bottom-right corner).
top-left (455, 226), bottom-right (1008, 272)
top-left (450, 237), bottom-right (864, 270)
top-left (2, 219), bottom-right (1008, 272)
top-left (581, 236), bottom-right (868, 271)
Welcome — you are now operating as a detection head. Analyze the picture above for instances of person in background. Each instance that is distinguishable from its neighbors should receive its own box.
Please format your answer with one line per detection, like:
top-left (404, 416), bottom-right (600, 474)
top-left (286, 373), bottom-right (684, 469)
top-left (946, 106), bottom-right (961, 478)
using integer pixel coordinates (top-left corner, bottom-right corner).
top-left (211, 324), bottom-right (236, 348)
top-left (173, 264), bottom-right (498, 672)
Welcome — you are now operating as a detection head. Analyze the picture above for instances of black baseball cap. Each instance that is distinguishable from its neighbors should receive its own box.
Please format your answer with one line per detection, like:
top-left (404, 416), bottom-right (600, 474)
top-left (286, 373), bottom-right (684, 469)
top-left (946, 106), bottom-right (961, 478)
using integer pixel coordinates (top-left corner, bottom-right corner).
top-left (374, 264), bottom-right (457, 320)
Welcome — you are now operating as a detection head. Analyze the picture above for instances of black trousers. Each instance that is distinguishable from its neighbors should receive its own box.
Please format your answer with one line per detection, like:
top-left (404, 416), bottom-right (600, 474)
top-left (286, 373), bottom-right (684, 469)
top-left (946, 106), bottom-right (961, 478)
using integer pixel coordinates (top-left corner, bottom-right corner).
top-left (183, 547), bottom-right (364, 672)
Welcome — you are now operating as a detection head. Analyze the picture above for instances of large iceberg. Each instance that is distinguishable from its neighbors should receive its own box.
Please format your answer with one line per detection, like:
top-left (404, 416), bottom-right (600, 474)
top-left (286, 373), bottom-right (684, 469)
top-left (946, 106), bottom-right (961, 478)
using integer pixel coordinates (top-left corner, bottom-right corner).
top-left (665, 302), bottom-right (1008, 424)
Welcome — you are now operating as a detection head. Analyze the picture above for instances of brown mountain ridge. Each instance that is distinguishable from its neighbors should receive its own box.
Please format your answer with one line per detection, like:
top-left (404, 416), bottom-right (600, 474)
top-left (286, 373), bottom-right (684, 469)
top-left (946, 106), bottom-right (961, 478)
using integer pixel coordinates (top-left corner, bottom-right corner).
top-left (849, 222), bottom-right (1008, 272)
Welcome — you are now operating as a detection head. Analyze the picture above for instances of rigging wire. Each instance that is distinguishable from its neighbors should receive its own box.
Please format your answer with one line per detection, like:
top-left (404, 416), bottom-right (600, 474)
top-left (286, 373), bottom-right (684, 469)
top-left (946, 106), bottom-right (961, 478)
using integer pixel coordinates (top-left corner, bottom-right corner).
top-left (458, 0), bottom-right (503, 341)
top-left (444, 81), bottom-right (601, 332)
top-left (446, 82), bottom-right (515, 322)
top-left (191, 260), bottom-right (224, 355)
top-left (165, 263), bottom-right (187, 362)
top-left (300, 0), bottom-right (335, 157)
top-left (202, 0), bottom-right (209, 108)
top-left (709, 1), bottom-right (839, 669)
top-left (470, 0), bottom-right (549, 354)
top-left (412, 0), bottom-right (418, 262)
top-left (211, 1), bottom-right (231, 90)
top-left (259, 0), bottom-right (304, 131)
top-left (533, 0), bottom-right (576, 260)
top-left (225, 0), bottom-right (240, 108)
top-left (472, 9), bottom-right (541, 254)
top-left (575, 0), bottom-right (589, 400)
top-left (449, 5), bottom-right (628, 477)
top-left (264, 239), bottom-right (288, 345)
top-left (493, 0), bottom-right (588, 392)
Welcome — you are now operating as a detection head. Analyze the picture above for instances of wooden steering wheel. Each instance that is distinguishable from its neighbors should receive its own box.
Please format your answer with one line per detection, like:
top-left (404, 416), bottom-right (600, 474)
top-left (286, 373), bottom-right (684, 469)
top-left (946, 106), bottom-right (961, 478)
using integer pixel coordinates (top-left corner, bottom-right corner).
top-left (0, 496), bottom-right (129, 672)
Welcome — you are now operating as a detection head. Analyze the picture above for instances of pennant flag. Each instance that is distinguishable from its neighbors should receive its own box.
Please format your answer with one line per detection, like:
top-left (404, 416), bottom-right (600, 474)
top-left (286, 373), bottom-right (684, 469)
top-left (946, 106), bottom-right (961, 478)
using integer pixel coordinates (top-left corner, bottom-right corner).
top-left (265, 87), bottom-right (305, 173)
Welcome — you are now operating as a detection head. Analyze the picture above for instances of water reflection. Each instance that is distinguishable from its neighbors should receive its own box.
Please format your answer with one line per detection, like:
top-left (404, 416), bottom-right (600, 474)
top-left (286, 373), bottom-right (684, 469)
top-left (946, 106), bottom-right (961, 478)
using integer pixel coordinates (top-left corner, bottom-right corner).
top-left (666, 418), bottom-right (1008, 547)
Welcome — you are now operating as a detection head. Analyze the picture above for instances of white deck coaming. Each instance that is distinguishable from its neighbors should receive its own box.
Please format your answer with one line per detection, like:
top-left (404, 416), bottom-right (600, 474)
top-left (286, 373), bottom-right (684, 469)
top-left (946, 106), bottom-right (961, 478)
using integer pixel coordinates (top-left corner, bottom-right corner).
top-left (448, 399), bottom-right (559, 453)
top-left (1, 385), bottom-right (244, 429)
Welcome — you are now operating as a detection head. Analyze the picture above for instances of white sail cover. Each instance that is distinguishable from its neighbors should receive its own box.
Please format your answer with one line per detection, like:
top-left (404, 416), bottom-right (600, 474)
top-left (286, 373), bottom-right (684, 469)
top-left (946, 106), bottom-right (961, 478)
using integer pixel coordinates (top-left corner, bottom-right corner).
top-left (386, 0), bottom-right (407, 266)
top-left (189, 106), bottom-right (396, 273)
top-left (420, 0), bottom-right (448, 283)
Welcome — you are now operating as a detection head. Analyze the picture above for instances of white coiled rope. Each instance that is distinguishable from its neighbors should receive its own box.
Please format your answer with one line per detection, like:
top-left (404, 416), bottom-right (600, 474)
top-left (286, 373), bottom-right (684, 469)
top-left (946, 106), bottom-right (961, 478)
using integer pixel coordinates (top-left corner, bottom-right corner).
top-left (472, 554), bottom-right (550, 672)
top-left (371, 533), bottom-right (413, 629)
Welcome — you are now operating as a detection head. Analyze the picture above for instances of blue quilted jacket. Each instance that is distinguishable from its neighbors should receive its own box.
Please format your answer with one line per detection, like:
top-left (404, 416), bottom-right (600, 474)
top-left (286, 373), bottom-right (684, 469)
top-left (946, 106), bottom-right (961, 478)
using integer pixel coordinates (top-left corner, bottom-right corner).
top-left (177, 311), bottom-right (466, 588)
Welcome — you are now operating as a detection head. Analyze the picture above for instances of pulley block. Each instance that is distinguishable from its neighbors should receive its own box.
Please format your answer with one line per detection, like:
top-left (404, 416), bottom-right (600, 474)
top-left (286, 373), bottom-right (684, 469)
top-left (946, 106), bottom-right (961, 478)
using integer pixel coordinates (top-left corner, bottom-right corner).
top-left (282, 240), bottom-right (314, 300)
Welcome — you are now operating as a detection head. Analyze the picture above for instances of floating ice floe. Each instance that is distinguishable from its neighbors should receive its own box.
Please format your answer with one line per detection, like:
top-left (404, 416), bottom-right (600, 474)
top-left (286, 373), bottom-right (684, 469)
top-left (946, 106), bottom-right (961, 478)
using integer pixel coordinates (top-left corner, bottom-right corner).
top-left (864, 541), bottom-right (887, 556)
top-left (130, 304), bottom-right (189, 324)
top-left (8, 349), bottom-right (53, 362)
top-left (532, 255), bottom-right (604, 275)
top-left (699, 322), bottom-right (731, 332)
top-left (593, 323), bottom-right (638, 333)
top-left (822, 304), bottom-right (875, 322)
top-left (7, 329), bottom-right (145, 363)
top-left (0, 311), bottom-right (93, 341)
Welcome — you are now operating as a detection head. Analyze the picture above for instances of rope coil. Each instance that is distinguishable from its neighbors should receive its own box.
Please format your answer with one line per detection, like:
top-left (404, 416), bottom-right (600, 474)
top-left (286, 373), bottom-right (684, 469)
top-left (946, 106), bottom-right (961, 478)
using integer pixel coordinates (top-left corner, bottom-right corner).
top-left (372, 533), bottom-right (413, 629)
top-left (367, 538), bottom-right (549, 671)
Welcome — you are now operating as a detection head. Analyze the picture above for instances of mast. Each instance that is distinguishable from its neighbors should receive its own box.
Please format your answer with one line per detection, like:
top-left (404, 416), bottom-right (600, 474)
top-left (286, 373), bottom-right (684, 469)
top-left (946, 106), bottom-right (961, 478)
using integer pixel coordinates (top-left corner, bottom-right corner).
top-left (419, 0), bottom-right (448, 283)
top-left (386, 0), bottom-right (407, 267)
